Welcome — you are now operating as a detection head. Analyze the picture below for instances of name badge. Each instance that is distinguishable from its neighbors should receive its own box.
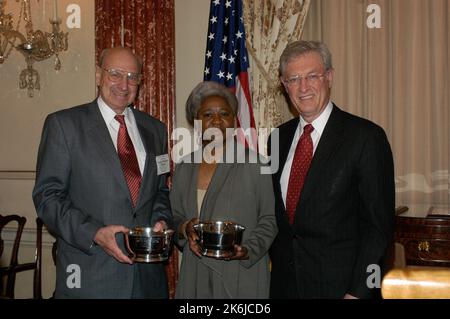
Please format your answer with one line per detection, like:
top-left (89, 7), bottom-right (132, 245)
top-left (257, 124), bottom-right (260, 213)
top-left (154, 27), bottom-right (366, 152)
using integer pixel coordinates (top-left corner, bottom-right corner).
top-left (156, 154), bottom-right (170, 175)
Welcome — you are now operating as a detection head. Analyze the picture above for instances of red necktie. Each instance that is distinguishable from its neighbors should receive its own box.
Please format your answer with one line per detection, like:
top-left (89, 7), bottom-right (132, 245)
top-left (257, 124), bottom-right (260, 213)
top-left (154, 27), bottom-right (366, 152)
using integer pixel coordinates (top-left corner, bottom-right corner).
top-left (115, 115), bottom-right (142, 207)
top-left (285, 124), bottom-right (314, 225)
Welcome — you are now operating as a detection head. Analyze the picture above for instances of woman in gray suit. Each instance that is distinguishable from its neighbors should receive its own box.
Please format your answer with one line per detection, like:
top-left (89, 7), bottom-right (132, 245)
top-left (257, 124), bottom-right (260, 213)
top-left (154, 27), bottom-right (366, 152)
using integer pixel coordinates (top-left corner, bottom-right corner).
top-left (170, 81), bottom-right (277, 298)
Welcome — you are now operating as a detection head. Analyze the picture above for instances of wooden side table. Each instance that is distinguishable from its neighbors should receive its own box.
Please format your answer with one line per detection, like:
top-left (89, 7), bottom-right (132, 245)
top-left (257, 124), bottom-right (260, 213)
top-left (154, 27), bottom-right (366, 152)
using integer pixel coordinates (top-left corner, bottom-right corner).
top-left (395, 204), bottom-right (450, 267)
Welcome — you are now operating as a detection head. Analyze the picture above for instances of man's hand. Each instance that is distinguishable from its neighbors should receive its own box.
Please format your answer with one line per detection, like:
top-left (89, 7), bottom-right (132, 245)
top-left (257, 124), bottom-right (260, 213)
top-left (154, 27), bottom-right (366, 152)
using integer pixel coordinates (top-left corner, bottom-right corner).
top-left (153, 220), bottom-right (168, 232)
top-left (94, 225), bottom-right (133, 264)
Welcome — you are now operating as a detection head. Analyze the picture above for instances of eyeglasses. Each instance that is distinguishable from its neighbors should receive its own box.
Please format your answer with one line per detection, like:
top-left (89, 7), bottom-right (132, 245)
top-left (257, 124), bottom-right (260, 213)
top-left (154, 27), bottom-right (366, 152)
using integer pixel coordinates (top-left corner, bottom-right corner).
top-left (283, 72), bottom-right (327, 87)
top-left (101, 67), bottom-right (141, 85)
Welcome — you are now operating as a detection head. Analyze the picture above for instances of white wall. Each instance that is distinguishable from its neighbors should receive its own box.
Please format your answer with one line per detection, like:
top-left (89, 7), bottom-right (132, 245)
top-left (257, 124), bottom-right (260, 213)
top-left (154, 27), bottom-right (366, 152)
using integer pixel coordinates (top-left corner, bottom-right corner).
top-left (0, 0), bottom-right (95, 298)
top-left (174, 0), bottom-right (210, 131)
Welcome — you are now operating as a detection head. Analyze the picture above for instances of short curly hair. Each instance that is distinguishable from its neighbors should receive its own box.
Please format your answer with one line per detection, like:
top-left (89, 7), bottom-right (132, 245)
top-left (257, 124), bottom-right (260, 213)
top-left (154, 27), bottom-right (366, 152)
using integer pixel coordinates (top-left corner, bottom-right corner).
top-left (185, 81), bottom-right (238, 126)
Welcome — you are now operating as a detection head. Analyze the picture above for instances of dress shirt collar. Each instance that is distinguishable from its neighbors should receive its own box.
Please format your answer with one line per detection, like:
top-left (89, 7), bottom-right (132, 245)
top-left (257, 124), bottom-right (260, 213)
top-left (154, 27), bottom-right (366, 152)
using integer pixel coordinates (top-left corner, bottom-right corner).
top-left (299, 100), bottom-right (333, 135)
top-left (97, 96), bottom-right (133, 124)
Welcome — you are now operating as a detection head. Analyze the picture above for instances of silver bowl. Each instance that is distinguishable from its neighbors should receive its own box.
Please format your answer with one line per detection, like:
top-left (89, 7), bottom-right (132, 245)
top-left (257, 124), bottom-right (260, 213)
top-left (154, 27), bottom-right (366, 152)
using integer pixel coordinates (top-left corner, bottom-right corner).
top-left (125, 227), bottom-right (174, 263)
top-left (193, 220), bottom-right (245, 259)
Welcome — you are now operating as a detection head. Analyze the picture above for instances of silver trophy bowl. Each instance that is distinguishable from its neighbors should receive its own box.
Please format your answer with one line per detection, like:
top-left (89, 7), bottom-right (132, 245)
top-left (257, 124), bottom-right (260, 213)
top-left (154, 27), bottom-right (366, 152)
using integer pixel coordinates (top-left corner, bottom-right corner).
top-left (125, 227), bottom-right (174, 263)
top-left (193, 220), bottom-right (245, 259)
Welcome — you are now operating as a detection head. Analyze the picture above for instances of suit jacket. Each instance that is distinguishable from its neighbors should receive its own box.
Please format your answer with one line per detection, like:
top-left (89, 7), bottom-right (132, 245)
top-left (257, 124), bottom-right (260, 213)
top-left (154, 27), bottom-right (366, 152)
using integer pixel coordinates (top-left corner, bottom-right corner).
top-left (269, 105), bottom-right (395, 299)
top-left (171, 147), bottom-right (277, 298)
top-left (32, 100), bottom-right (172, 298)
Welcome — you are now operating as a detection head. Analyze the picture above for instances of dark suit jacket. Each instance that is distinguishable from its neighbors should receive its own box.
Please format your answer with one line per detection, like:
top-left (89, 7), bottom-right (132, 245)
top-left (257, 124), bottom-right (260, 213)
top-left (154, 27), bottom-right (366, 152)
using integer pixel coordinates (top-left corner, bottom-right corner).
top-left (32, 100), bottom-right (172, 298)
top-left (269, 105), bottom-right (395, 299)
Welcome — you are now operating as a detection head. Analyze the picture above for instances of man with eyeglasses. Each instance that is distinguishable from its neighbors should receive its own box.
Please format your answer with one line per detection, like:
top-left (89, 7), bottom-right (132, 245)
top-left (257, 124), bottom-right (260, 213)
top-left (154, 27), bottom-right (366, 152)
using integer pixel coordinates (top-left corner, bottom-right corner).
top-left (268, 40), bottom-right (395, 299)
top-left (33, 47), bottom-right (172, 298)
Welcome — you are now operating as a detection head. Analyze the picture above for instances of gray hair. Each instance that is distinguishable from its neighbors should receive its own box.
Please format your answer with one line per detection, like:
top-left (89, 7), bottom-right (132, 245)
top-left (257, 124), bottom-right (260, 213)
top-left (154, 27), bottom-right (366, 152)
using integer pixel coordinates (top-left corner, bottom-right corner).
top-left (279, 40), bottom-right (333, 76)
top-left (185, 81), bottom-right (238, 126)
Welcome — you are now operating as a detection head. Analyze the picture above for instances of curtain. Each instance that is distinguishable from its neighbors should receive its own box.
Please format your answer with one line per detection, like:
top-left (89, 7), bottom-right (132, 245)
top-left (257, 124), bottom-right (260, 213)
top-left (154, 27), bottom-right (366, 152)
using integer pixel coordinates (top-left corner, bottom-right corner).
top-left (95, 0), bottom-right (178, 298)
top-left (243, 0), bottom-right (311, 131)
top-left (302, 0), bottom-right (450, 206)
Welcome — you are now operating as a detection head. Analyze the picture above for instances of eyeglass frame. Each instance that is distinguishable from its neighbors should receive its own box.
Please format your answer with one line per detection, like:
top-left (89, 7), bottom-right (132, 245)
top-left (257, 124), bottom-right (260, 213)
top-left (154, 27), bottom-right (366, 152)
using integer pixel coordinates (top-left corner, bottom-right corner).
top-left (100, 67), bottom-right (142, 85)
top-left (282, 71), bottom-right (329, 87)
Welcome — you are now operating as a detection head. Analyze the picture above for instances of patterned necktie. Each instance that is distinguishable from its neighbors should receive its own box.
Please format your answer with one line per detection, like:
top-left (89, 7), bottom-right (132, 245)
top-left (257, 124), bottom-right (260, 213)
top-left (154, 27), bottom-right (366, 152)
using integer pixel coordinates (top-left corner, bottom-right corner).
top-left (115, 115), bottom-right (142, 208)
top-left (285, 124), bottom-right (314, 225)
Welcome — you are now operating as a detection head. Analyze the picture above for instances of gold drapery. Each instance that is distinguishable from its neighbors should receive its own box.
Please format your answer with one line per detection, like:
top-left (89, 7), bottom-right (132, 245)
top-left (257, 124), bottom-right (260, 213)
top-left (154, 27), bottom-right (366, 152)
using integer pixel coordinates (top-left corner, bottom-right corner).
top-left (243, 0), bottom-right (311, 131)
top-left (302, 0), bottom-right (450, 205)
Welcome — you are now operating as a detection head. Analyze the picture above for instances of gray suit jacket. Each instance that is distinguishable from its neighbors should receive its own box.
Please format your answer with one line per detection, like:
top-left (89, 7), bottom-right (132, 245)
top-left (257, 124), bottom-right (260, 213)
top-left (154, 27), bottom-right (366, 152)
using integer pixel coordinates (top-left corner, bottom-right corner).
top-left (171, 147), bottom-right (277, 298)
top-left (32, 100), bottom-right (172, 298)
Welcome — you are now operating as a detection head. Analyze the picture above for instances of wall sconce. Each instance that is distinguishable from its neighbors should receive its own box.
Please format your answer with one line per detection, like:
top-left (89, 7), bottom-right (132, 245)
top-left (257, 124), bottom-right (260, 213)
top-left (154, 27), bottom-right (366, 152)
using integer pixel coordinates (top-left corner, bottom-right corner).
top-left (0, 0), bottom-right (68, 97)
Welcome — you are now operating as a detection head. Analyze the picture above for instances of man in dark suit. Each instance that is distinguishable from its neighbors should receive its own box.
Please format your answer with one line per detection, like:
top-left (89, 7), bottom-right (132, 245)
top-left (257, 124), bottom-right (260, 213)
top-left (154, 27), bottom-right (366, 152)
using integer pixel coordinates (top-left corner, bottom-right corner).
top-left (32, 47), bottom-right (172, 298)
top-left (269, 41), bottom-right (395, 299)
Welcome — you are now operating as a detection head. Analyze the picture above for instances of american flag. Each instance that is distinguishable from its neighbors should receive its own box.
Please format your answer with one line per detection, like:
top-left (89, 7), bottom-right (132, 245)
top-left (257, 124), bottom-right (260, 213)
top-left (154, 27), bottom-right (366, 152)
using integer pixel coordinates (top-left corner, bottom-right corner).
top-left (203, 0), bottom-right (257, 149)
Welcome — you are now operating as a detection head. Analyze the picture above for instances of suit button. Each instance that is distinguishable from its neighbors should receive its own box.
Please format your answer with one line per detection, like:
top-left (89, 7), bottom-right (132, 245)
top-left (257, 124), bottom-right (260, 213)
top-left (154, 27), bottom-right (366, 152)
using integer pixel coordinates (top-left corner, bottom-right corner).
top-left (133, 213), bottom-right (137, 219)
top-left (288, 260), bottom-right (294, 267)
top-left (293, 234), bottom-right (301, 239)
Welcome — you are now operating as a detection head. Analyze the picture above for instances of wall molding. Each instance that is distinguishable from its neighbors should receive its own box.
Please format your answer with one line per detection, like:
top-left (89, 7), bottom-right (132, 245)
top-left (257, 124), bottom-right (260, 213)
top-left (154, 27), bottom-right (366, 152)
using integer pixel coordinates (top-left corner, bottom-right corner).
top-left (2, 226), bottom-right (56, 248)
top-left (0, 171), bottom-right (36, 181)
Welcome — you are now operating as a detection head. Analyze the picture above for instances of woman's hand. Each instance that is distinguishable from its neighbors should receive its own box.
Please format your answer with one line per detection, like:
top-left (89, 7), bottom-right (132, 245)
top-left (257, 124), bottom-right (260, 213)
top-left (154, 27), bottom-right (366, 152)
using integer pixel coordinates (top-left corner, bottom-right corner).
top-left (185, 218), bottom-right (203, 258)
top-left (226, 244), bottom-right (249, 261)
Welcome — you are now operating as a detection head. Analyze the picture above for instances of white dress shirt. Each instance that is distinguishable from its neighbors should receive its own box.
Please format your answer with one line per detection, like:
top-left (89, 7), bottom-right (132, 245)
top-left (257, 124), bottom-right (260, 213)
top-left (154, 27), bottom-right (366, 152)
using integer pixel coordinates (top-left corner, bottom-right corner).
top-left (97, 97), bottom-right (146, 175)
top-left (280, 101), bottom-right (333, 207)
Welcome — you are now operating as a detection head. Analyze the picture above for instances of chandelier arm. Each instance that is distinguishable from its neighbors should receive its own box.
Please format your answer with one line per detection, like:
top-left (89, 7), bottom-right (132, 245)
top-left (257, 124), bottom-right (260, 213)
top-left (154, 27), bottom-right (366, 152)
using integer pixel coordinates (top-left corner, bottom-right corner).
top-left (0, 0), bottom-right (69, 96)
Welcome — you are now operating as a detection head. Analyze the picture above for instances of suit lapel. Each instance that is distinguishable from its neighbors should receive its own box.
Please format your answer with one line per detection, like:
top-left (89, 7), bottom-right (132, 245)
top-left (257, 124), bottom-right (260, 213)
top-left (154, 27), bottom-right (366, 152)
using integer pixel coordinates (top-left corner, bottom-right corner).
top-left (298, 105), bottom-right (346, 206)
top-left (133, 110), bottom-right (157, 211)
top-left (191, 145), bottom-right (236, 221)
top-left (274, 118), bottom-right (299, 193)
top-left (200, 163), bottom-right (234, 221)
top-left (86, 101), bottom-right (131, 200)
top-left (187, 163), bottom-right (201, 219)
top-left (273, 118), bottom-right (299, 228)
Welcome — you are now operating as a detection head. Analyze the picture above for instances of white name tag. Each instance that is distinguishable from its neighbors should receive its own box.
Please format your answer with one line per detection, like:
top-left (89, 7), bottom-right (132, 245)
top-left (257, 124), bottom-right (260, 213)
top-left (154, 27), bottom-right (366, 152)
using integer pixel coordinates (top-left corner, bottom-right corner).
top-left (156, 154), bottom-right (170, 175)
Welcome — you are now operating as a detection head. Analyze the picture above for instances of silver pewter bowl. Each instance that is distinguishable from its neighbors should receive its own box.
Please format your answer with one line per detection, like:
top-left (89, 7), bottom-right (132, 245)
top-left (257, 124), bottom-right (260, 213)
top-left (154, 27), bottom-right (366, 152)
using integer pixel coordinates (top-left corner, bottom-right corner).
top-left (193, 220), bottom-right (245, 259)
top-left (125, 227), bottom-right (174, 263)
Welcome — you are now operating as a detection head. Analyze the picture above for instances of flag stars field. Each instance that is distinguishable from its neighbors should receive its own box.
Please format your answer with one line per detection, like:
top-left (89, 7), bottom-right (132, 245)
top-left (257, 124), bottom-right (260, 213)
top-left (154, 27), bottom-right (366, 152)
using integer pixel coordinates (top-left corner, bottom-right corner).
top-left (203, 0), bottom-right (257, 149)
